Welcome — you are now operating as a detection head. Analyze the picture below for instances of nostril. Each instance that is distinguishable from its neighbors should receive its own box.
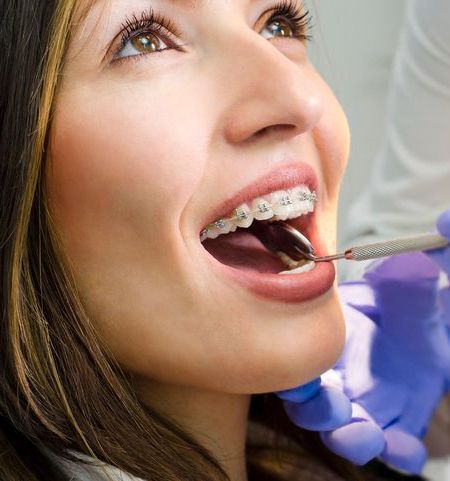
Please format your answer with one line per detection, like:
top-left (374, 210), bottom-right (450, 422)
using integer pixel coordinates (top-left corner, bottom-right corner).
top-left (255, 124), bottom-right (296, 138)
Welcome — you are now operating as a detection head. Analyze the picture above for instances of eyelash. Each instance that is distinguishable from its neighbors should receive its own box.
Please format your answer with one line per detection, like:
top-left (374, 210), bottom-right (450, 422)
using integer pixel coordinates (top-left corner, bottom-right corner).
top-left (111, 0), bottom-right (313, 65)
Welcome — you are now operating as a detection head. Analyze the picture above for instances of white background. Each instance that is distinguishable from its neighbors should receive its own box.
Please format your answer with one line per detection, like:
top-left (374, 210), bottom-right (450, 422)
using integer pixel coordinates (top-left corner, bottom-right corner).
top-left (307, 0), bottom-right (407, 249)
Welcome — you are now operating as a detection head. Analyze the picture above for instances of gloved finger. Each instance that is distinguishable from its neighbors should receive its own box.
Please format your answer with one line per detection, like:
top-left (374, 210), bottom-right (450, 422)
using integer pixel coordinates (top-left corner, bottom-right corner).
top-left (282, 385), bottom-right (352, 431)
top-left (439, 288), bottom-right (450, 327)
top-left (439, 289), bottom-right (450, 380)
top-left (424, 209), bottom-right (450, 277)
top-left (334, 303), bottom-right (378, 371)
top-left (437, 209), bottom-right (450, 239)
top-left (426, 248), bottom-right (450, 278)
top-left (319, 403), bottom-right (385, 466)
top-left (364, 253), bottom-right (441, 339)
top-left (348, 377), bottom-right (409, 430)
top-left (274, 377), bottom-right (322, 403)
top-left (393, 376), bottom-right (444, 438)
top-left (380, 426), bottom-right (427, 475)
top-left (320, 421), bottom-right (385, 466)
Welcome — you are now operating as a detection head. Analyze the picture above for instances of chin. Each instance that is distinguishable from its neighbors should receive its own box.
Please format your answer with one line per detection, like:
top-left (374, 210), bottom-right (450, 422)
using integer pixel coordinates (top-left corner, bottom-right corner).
top-left (221, 286), bottom-right (345, 395)
top-left (270, 289), bottom-right (345, 392)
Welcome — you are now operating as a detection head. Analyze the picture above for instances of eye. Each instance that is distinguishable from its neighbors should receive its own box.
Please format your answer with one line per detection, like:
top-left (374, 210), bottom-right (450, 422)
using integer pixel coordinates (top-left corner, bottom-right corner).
top-left (111, 1), bottom-right (312, 65)
top-left (117, 32), bottom-right (168, 59)
top-left (260, 1), bottom-right (313, 42)
top-left (111, 9), bottom-right (183, 64)
top-left (261, 19), bottom-right (295, 39)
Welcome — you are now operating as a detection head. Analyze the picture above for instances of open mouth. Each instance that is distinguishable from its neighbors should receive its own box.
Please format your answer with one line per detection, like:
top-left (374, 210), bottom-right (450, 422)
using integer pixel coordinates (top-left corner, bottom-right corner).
top-left (196, 163), bottom-right (336, 303)
top-left (202, 213), bottom-right (315, 274)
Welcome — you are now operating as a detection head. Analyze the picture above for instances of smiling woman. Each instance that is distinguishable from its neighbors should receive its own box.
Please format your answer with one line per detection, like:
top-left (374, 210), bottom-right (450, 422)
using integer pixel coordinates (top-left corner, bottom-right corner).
top-left (0, 1), bottom-right (406, 480)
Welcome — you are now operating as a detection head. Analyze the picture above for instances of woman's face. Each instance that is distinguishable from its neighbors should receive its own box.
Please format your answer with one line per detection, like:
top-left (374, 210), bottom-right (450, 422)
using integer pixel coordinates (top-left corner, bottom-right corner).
top-left (46, 0), bottom-right (350, 394)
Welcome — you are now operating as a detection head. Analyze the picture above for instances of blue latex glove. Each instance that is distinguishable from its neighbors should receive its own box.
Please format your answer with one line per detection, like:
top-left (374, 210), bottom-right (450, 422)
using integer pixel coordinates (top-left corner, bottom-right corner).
top-left (275, 247), bottom-right (450, 473)
top-left (426, 209), bottom-right (450, 341)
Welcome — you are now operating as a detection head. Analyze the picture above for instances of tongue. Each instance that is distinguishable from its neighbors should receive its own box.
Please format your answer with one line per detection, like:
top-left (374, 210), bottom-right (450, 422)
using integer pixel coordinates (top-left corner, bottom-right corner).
top-left (202, 228), bottom-right (286, 274)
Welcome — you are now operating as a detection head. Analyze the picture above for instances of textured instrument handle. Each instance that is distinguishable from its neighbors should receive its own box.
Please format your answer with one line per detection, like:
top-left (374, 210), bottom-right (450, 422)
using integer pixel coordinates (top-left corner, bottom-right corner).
top-left (349, 234), bottom-right (450, 261)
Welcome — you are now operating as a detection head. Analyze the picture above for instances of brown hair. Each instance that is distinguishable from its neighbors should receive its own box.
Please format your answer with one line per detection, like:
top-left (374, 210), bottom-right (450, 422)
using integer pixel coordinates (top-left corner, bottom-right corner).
top-left (0, 1), bottom-right (364, 480)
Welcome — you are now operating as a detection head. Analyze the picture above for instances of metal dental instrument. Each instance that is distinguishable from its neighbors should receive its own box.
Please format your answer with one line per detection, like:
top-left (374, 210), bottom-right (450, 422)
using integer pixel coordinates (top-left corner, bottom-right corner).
top-left (250, 220), bottom-right (450, 263)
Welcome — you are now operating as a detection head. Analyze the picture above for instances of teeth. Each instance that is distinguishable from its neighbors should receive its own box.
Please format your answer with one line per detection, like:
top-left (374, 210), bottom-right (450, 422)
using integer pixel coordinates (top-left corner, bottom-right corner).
top-left (206, 218), bottom-right (234, 239)
top-left (276, 251), bottom-right (301, 269)
top-left (279, 261), bottom-right (316, 275)
top-left (252, 198), bottom-right (274, 221)
top-left (200, 185), bottom-right (317, 242)
top-left (270, 190), bottom-right (294, 221)
top-left (234, 203), bottom-right (253, 228)
top-left (290, 186), bottom-right (312, 216)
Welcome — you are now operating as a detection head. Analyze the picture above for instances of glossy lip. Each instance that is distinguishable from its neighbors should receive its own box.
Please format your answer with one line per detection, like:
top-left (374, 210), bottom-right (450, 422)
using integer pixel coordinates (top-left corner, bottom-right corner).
top-left (199, 162), bottom-right (336, 303)
top-left (221, 258), bottom-right (335, 304)
top-left (199, 162), bottom-right (318, 233)
top-left (202, 211), bottom-right (336, 303)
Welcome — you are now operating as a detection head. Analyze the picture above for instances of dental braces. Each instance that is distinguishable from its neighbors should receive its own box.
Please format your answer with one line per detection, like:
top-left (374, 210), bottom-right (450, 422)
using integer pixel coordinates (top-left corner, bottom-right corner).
top-left (200, 190), bottom-right (317, 242)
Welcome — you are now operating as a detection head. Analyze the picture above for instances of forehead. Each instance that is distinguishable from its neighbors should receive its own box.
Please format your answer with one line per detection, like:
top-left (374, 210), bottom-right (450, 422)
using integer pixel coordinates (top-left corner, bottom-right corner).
top-left (73, 0), bottom-right (98, 24)
top-left (71, 0), bottom-right (206, 42)
top-left (74, 0), bottom-right (203, 22)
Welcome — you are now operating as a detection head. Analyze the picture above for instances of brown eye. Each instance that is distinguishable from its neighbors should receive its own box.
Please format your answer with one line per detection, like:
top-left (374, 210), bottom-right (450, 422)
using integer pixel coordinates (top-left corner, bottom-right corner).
top-left (259, 3), bottom-right (313, 43)
top-left (131, 33), bottom-right (161, 53)
top-left (266, 18), bottom-right (294, 38)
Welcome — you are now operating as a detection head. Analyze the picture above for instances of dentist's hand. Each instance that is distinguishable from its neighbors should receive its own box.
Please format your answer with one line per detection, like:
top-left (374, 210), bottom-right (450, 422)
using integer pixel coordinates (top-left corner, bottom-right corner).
top-left (426, 209), bottom-right (450, 336)
top-left (275, 249), bottom-right (450, 474)
top-left (273, 287), bottom-right (387, 468)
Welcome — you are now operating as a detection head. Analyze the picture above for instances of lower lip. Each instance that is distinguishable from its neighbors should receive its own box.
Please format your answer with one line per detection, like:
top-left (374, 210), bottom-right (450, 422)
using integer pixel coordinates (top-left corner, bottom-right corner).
top-left (204, 230), bottom-right (336, 304)
top-left (212, 259), bottom-right (336, 303)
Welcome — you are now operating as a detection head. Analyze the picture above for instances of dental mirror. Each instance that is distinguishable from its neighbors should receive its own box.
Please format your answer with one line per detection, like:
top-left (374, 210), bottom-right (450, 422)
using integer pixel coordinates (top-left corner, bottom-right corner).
top-left (251, 220), bottom-right (450, 265)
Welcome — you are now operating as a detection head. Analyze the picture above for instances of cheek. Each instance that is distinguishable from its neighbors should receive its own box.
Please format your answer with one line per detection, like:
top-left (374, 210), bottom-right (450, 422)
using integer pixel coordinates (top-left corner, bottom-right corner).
top-left (46, 85), bottom-right (206, 251)
top-left (44, 79), bottom-right (233, 383)
top-left (311, 83), bottom-right (350, 254)
top-left (314, 86), bottom-right (350, 203)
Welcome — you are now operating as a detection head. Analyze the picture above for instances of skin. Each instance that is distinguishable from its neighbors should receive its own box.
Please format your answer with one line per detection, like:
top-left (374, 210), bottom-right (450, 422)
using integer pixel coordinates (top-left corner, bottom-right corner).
top-left (45, 1), bottom-right (350, 479)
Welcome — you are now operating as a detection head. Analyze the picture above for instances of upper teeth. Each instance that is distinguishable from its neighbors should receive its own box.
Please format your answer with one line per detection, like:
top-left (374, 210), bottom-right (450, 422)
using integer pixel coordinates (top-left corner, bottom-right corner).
top-left (200, 185), bottom-right (317, 242)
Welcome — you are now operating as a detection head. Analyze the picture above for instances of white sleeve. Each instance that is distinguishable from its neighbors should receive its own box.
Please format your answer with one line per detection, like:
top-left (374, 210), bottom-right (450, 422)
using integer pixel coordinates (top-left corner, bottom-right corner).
top-left (340, 0), bottom-right (450, 281)
top-left (46, 448), bottom-right (143, 481)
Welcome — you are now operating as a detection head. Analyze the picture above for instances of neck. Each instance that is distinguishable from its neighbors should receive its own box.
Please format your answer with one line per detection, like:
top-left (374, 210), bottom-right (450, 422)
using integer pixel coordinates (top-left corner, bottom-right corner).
top-left (136, 379), bottom-right (251, 481)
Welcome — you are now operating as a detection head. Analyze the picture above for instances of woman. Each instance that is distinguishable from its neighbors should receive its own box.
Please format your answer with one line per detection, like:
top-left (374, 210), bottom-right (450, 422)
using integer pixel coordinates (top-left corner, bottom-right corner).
top-left (0, 1), bottom-right (424, 480)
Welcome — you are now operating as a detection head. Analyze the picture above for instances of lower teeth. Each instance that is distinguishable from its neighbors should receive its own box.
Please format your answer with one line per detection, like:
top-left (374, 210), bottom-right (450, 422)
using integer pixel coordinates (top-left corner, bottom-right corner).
top-left (275, 250), bottom-right (314, 275)
top-left (275, 251), bottom-right (301, 269)
top-left (278, 261), bottom-right (316, 275)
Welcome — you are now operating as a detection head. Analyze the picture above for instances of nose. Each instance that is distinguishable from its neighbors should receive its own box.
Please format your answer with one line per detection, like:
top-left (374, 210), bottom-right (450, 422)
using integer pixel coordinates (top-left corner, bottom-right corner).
top-left (219, 29), bottom-right (325, 144)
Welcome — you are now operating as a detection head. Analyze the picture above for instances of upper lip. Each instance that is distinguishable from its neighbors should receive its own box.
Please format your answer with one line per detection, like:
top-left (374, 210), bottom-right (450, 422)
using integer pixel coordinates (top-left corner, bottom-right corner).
top-left (199, 162), bottom-right (319, 233)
